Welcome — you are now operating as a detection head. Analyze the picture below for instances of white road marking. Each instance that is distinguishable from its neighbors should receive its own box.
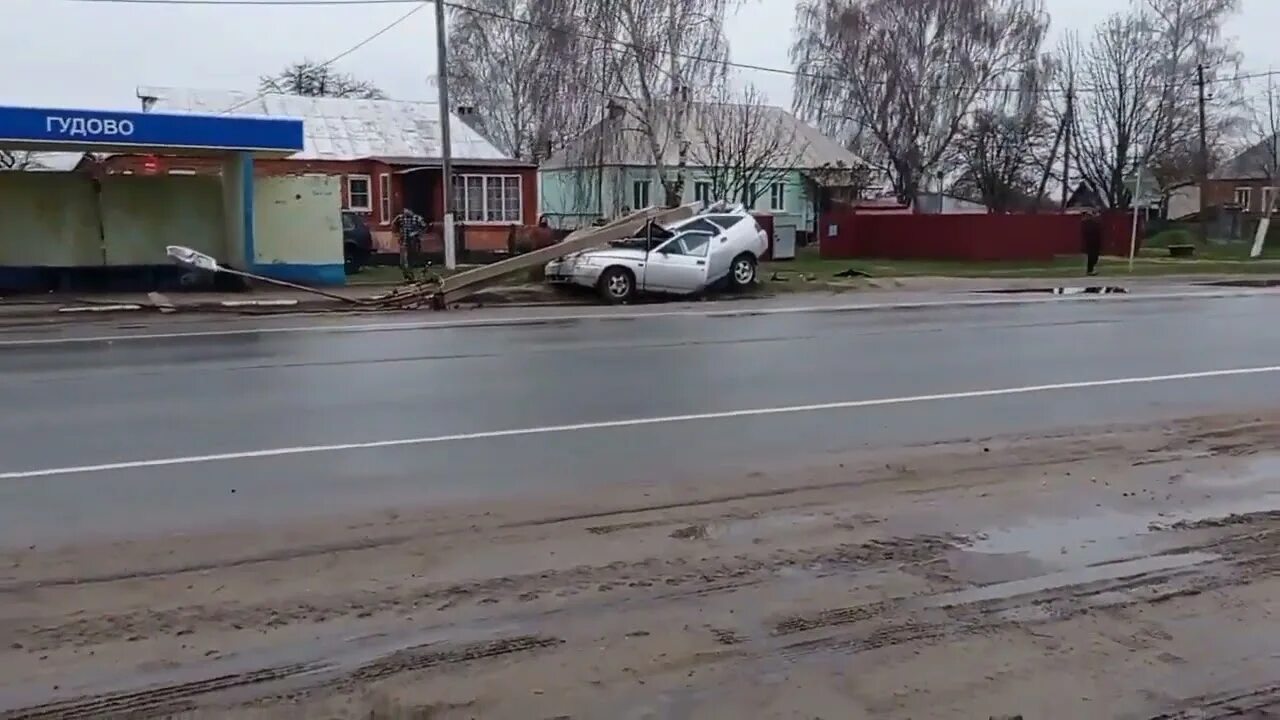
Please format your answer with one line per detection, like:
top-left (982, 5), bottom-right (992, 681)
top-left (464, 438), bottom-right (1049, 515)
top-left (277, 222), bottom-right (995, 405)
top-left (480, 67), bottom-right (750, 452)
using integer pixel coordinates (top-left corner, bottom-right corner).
top-left (3, 364), bottom-right (1278, 480)
top-left (0, 288), bottom-right (1274, 347)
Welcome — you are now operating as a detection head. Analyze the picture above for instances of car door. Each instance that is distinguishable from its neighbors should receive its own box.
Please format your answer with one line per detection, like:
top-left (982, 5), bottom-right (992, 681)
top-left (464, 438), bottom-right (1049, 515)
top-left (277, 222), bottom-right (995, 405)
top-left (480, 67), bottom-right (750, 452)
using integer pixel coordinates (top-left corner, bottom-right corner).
top-left (642, 231), bottom-right (712, 293)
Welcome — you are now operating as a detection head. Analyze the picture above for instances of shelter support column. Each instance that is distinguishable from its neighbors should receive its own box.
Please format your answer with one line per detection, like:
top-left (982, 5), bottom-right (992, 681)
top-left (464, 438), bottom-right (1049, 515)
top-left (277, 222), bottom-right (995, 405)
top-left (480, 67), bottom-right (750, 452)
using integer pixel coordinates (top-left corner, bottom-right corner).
top-left (220, 152), bottom-right (254, 269)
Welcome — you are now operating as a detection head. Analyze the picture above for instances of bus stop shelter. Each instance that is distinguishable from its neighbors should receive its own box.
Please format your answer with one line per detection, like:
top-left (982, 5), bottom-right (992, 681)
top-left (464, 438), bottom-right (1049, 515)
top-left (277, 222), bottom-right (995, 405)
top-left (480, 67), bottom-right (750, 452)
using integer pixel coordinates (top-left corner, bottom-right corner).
top-left (0, 104), bottom-right (304, 291)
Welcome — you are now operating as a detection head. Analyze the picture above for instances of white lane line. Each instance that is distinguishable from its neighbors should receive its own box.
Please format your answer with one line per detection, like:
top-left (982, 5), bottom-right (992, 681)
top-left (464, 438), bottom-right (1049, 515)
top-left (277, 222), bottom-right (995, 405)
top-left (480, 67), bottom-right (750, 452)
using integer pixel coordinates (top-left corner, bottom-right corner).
top-left (0, 288), bottom-right (1274, 347)
top-left (4, 364), bottom-right (1279, 480)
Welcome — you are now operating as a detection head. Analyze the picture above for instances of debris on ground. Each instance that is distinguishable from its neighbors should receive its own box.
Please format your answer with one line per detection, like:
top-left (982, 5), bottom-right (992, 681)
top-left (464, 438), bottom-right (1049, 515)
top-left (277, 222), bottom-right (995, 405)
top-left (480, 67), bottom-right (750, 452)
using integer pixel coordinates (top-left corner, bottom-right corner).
top-left (834, 267), bottom-right (875, 278)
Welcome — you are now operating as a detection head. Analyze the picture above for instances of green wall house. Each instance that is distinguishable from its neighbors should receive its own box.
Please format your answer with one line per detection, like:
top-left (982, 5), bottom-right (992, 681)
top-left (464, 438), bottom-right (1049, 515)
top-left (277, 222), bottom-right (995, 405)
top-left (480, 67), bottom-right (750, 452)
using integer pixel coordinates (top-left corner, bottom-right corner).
top-left (538, 100), bottom-right (864, 238)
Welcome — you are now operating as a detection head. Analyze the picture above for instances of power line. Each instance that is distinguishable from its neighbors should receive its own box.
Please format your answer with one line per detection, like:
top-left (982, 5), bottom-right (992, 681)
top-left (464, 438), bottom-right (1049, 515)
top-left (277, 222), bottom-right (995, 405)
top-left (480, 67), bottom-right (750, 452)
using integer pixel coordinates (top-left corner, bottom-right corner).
top-left (63, 0), bottom-right (419, 5)
top-left (220, 0), bottom-right (427, 113)
top-left (61, 0), bottom-right (1280, 97)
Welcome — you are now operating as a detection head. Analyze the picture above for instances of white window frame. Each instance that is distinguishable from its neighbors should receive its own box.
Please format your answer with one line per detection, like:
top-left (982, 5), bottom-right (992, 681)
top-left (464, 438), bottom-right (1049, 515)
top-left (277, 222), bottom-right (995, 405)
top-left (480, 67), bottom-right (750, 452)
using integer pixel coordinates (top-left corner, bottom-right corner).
top-left (633, 179), bottom-right (651, 210)
top-left (1264, 187), bottom-right (1277, 213)
top-left (346, 174), bottom-right (373, 212)
top-left (451, 174), bottom-right (523, 224)
top-left (378, 173), bottom-right (392, 225)
top-left (769, 182), bottom-right (786, 212)
top-left (1234, 186), bottom-right (1252, 211)
top-left (747, 183), bottom-right (760, 209)
top-left (694, 181), bottom-right (712, 205)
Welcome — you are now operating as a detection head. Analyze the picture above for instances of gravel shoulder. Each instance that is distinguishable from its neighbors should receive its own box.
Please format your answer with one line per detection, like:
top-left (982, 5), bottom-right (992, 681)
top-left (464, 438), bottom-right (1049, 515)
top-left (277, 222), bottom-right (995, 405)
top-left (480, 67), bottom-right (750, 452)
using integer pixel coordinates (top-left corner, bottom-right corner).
top-left (3, 413), bottom-right (1280, 719)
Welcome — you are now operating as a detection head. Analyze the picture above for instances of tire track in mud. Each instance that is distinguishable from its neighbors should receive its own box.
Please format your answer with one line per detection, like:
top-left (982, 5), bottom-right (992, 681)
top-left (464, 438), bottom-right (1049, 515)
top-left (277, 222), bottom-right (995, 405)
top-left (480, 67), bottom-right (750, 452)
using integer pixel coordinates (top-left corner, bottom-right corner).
top-left (0, 635), bottom-right (562, 720)
top-left (764, 514), bottom-right (1280, 661)
top-left (13, 534), bottom-right (962, 651)
top-left (1146, 682), bottom-right (1280, 719)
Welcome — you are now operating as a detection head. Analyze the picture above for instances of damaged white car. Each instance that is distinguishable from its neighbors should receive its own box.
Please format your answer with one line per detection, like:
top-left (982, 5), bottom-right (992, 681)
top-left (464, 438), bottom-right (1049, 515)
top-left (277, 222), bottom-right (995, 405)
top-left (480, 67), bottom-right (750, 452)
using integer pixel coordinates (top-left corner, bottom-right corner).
top-left (544, 204), bottom-right (768, 304)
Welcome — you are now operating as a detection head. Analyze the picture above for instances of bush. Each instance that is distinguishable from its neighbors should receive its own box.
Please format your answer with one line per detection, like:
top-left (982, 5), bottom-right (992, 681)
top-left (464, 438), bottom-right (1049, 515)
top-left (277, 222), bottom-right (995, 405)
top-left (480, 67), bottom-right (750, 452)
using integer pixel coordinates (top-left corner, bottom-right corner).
top-left (1146, 227), bottom-right (1194, 248)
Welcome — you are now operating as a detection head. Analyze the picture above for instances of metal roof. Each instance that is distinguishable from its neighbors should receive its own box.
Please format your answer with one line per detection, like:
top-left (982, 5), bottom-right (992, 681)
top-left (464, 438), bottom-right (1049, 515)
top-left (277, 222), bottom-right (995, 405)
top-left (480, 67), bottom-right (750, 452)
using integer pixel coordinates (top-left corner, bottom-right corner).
top-left (1212, 136), bottom-right (1278, 181)
top-left (542, 100), bottom-right (863, 171)
top-left (137, 86), bottom-right (512, 164)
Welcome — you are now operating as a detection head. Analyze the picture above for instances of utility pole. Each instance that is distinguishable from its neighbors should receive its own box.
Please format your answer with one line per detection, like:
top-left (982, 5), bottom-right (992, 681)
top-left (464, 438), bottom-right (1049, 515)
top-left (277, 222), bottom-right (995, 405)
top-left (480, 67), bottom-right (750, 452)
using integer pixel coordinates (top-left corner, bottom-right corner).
top-left (1196, 63), bottom-right (1209, 244)
top-left (1060, 83), bottom-right (1074, 209)
top-left (435, 0), bottom-right (457, 269)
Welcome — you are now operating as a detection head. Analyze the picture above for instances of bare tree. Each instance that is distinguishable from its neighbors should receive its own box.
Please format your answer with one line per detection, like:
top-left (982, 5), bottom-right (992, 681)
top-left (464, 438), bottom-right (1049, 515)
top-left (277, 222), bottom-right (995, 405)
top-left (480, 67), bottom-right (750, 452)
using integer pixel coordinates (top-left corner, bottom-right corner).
top-left (1068, 15), bottom-right (1165, 209)
top-left (0, 151), bottom-right (33, 170)
top-left (259, 60), bottom-right (385, 99)
top-left (1069, 0), bottom-right (1242, 210)
top-left (447, 0), bottom-right (602, 162)
top-left (954, 60), bottom-right (1057, 212)
top-left (1241, 77), bottom-right (1280, 217)
top-left (1144, 0), bottom-right (1243, 192)
top-left (791, 0), bottom-right (1049, 205)
top-left (595, 0), bottom-right (736, 206)
top-left (689, 84), bottom-right (805, 207)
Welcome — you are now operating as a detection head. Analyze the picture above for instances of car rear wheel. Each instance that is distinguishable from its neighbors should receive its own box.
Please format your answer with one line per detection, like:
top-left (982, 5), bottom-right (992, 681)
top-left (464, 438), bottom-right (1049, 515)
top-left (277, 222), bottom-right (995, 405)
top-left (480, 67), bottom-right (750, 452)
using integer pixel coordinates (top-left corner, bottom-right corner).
top-left (344, 245), bottom-right (366, 274)
top-left (597, 267), bottom-right (636, 304)
top-left (728, 253), bottom-right (757, 291)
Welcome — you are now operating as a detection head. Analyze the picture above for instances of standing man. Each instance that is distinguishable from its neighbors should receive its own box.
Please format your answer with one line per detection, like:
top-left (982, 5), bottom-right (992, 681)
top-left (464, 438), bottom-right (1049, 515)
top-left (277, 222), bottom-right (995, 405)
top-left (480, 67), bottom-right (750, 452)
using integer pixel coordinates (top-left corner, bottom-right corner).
top-left (1081, 208), bottom-right (1103, 276)
top-left (392, 206), bottom-right (427, 281)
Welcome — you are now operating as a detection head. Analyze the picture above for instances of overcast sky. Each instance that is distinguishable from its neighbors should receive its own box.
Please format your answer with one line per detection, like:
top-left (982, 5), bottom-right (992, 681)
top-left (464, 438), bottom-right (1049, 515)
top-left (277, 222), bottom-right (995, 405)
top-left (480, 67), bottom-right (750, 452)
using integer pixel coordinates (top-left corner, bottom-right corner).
top-left (5, 0), bottom-right (1280, 113)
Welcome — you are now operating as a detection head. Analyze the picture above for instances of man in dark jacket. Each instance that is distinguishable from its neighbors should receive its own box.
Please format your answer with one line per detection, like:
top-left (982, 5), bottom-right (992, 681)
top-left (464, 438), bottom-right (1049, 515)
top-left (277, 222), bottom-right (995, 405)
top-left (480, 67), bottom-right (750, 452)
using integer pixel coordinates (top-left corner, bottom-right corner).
top-left (1081, 210), bottom-right (1103, 276)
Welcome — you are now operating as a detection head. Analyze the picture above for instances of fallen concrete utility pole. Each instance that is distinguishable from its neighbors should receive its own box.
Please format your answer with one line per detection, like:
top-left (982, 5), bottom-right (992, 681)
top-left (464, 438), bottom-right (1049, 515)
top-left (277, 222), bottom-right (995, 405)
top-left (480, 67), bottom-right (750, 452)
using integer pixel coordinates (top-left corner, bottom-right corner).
top-left (166, 204), bottom-right (700, 313)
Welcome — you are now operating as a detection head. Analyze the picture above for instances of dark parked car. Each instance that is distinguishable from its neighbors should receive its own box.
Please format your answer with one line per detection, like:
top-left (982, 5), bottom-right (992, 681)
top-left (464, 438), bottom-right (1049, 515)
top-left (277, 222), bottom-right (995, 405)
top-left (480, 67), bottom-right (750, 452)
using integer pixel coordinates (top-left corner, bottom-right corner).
top-left (342, 211), bottom-right (373, 273)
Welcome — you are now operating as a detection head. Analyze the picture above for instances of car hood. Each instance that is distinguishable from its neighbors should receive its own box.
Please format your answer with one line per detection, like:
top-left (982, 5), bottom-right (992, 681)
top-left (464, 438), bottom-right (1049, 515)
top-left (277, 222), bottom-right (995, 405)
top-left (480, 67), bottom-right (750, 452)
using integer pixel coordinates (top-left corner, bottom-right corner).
top-left (551, 247), bottom-right (649, 264)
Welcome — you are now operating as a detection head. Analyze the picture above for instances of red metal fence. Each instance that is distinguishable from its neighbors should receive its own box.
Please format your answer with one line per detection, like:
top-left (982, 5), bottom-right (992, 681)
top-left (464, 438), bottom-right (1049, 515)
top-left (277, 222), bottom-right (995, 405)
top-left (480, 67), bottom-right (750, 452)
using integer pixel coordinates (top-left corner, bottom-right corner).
top-left (819, 210), bottom-right (1141, 262)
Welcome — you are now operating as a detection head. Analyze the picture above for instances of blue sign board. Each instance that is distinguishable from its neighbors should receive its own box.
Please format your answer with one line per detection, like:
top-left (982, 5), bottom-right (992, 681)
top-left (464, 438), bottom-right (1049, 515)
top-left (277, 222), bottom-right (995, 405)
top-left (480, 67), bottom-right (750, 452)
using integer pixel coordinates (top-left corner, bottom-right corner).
top-left (0, 105), bottom-right (304, 154)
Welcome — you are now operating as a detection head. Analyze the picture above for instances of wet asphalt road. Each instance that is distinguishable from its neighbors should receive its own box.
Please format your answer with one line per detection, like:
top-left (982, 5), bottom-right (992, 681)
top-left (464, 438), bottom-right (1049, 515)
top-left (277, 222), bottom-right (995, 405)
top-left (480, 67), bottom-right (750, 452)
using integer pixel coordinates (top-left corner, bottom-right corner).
top-left (2, 292), bottom-right (1280, 547)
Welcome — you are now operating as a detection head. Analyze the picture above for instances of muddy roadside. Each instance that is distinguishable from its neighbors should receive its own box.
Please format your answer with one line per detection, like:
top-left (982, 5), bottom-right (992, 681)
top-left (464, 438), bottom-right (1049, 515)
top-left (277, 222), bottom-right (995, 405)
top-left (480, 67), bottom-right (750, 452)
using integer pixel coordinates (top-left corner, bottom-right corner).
top-left (3, 413), bottom-right (1280, 719)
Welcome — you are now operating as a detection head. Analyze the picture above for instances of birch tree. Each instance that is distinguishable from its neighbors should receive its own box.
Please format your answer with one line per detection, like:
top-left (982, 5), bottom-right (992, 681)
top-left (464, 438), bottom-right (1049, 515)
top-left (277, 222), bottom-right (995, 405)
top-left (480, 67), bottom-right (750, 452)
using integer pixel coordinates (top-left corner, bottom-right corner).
top-left (689, 84), bottom-right (805, 207)
top-left (790, 0), bottom-right (1049, 205)
top-left (593, 0), bottom-right (736, 207)
top-left (447, 0), bottom-right (602, 161)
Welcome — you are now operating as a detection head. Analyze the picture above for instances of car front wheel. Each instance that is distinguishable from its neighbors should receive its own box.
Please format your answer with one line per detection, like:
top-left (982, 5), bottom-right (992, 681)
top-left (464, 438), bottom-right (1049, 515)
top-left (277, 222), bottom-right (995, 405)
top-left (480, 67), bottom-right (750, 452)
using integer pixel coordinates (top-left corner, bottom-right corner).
top-left (597, 267), bottom-right (636, 304)
top-left (728, 253), bottom-right (757, 291)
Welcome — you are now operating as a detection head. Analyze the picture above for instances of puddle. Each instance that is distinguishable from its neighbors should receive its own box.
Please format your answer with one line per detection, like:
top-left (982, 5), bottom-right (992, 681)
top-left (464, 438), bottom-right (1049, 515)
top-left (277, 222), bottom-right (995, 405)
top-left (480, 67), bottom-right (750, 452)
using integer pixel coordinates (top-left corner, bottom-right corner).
top-left (922, 552), bottom-right (1219, 608)
top-left (966, 507), bottom-right (1158, 567)
top-left (974, 286), bottom-right (1128, 295)
top-left (1199, 279), bottom-right (1280, 288)
top-left (1183, 456), bottom-right (1280, 490)
top-left (959, 483), bottom-right (1280, 574)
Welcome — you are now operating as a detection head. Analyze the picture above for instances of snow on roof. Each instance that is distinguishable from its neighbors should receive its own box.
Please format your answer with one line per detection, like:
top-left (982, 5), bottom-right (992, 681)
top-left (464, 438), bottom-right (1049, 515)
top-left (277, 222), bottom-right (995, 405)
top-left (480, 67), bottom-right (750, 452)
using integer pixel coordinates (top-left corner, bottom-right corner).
top-left (137, 86), bottom-right (517, 164)
top-left (542, 100), bottom-right (862, 172)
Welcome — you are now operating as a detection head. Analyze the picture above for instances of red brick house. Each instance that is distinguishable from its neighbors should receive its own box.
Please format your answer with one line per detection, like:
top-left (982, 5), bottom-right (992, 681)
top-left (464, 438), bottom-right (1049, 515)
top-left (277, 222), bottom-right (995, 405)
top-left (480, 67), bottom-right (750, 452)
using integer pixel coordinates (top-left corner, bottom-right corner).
top-left (93, 87), bottom-right (537, 253)
top-left (1206, 136), bottom-right (1280, 216)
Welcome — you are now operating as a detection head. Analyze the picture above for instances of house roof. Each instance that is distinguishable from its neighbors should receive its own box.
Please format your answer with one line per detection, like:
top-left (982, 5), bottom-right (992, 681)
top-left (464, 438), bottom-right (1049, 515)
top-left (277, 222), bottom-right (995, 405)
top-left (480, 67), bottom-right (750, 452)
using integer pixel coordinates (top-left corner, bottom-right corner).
top-left (136, 86), bottom-right (521, 165)
top-left (1212, 136), bottom-right (1278, 181)
top-left (541, 100), bottom-right (862, 172)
